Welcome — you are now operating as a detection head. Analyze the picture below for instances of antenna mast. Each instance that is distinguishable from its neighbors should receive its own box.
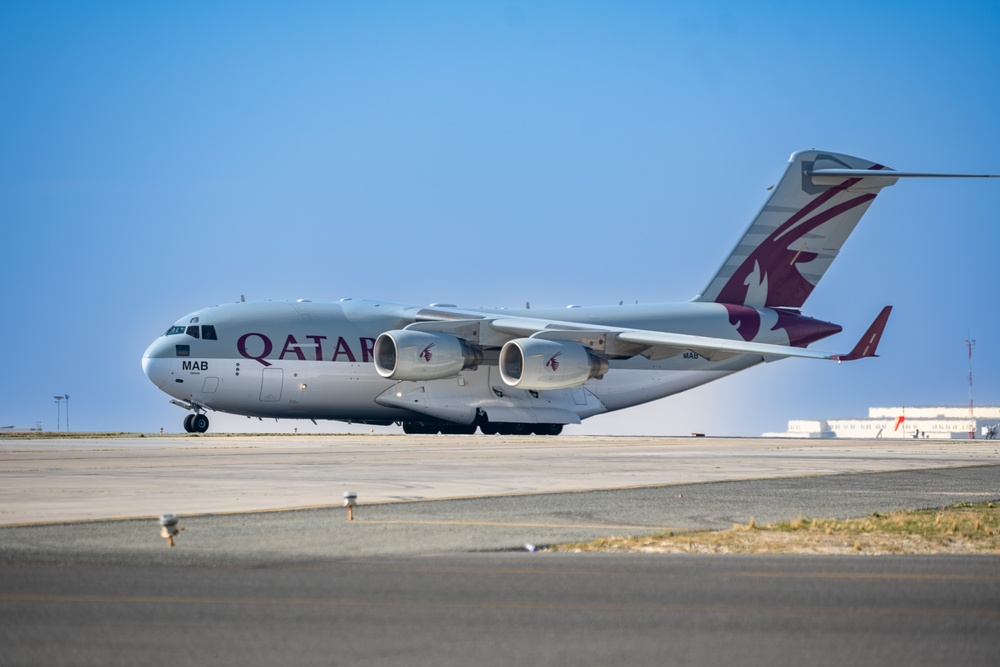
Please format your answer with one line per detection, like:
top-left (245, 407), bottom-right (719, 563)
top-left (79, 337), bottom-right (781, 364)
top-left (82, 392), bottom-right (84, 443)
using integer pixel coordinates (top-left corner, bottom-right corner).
top-left (965, 332), bottom-right (976, 439)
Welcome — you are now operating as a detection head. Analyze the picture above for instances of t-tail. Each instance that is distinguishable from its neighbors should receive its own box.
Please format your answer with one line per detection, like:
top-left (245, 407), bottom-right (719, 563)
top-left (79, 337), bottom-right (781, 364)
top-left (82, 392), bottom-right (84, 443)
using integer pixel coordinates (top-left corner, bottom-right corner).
top-left (696, 150), bottom-right (998, 309)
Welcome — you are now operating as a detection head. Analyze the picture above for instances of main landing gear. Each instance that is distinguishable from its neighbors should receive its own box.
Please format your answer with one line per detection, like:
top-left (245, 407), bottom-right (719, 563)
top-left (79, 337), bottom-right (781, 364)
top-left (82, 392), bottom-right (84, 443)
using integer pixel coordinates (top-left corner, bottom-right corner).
top-left (401, 419), bottom-right (563, 436)
top-left (183, 413), bottom-right (210, 433)
top-left (402, 421), bottom-right (477, 435)
top-left (478, 422), bottom-right (563, 436)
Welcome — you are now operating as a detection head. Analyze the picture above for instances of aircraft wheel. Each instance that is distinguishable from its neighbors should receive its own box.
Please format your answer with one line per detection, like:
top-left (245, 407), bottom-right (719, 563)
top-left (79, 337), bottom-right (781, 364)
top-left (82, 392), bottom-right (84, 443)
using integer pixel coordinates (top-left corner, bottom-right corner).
top-left (183, 414), bottom-right (195, 433)
top-left (533, 423), bottom-right (563, 436)
top-left (192, 414), bottom-right (210, 433)
top-left (404, 421), bottom-right (438, 434)
top-left (440, 424), bottom-right (474, 435)
top-left (480, 422), bottom-right (499, 435)
top-left (508, 423), bottom-right (529, 436)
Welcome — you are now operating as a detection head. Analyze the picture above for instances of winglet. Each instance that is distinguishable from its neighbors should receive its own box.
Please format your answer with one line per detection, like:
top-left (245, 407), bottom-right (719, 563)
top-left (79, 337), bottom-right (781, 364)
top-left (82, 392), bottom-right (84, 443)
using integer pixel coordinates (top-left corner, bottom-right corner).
top-left (834, 306), bottom-right (892, 362)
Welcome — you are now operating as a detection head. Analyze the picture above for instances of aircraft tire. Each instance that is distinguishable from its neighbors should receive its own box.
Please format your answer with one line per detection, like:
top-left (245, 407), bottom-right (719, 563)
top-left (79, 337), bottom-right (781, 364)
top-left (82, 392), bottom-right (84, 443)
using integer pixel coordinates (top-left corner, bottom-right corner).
top-left (479, 422), bottom-right (499, 435)
top-left (497, 423), bottom-right (529, 436)
top-left (533, 423), bottom-right (563, 436)
top-left (193, 414), bottom-right (210, 433)
top-left (403, 421), bottom-right (438, 435)
top-left (439, 424), bottom-right (476, 435)
top-left (183, 414), bottom-right (195, 433)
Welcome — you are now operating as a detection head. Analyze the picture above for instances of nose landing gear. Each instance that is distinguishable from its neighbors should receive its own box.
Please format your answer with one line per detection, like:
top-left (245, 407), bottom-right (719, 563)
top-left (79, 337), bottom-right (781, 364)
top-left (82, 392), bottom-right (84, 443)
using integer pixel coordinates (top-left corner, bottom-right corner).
top-left (183, 412), bottom-right (210, 433)
top-left (171, 399), bottom-right (211, 434)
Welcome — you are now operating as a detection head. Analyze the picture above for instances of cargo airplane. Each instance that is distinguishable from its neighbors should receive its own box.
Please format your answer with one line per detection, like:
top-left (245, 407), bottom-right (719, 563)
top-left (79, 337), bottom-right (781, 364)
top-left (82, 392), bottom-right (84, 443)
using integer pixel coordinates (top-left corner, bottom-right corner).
top-left (142, 150), bottom-right (996, 434)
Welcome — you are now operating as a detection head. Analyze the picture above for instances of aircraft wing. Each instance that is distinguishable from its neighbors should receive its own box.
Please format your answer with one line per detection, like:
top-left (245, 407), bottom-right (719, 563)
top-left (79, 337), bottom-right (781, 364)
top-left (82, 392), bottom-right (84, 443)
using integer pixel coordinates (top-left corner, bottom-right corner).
top-left (408, 306), bottom-right (892, 363)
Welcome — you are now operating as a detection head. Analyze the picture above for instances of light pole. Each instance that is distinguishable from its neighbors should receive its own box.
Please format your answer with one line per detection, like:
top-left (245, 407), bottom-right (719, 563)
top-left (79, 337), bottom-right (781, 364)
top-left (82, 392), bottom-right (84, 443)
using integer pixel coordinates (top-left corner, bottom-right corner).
top-left (53, 395), bottom-right (69, 432)
top-left (53, 396), bottom-right (64, 432)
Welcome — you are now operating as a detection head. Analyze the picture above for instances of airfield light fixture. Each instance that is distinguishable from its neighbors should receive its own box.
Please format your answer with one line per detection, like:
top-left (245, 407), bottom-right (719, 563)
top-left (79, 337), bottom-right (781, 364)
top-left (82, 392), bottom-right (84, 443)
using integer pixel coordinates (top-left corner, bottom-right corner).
top-left (344, 491), bottom-right (358, 521)
top-left (159, 513), bottom-right (184, 547)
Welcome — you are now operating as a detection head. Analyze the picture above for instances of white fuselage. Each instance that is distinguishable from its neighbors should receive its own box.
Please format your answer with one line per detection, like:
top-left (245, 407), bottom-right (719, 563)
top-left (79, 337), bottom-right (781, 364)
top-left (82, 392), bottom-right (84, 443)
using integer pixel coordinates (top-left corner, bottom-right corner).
top-left (142, 299), bottom-right (827, 429)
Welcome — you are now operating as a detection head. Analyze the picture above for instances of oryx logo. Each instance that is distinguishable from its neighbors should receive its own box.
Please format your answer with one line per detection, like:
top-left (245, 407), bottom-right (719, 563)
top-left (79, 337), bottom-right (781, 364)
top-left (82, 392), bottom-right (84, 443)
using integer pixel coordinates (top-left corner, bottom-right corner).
top-left (545, 351), bottom-right (562, 372)
top-left (419, 343), bottom-right (436, 362)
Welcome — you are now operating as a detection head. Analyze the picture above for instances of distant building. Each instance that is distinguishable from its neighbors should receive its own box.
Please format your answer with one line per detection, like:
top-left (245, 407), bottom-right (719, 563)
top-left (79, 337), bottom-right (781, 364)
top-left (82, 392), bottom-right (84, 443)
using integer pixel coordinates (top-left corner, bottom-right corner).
top-left (0, 424), bottom-right (44, 433)
top-left (763, 406), bottom-right (1000, 439)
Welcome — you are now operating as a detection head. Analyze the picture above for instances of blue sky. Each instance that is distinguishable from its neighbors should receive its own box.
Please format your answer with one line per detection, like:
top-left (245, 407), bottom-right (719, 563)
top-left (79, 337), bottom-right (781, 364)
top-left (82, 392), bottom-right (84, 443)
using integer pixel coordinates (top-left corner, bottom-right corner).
top-left (2, 1), bottom-right (999, 435)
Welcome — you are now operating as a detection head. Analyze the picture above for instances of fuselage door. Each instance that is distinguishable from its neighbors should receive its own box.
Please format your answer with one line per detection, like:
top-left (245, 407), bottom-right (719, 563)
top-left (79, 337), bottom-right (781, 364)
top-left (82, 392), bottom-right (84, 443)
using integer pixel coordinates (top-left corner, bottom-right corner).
top-left (260, 368), bottom-right (283, 402)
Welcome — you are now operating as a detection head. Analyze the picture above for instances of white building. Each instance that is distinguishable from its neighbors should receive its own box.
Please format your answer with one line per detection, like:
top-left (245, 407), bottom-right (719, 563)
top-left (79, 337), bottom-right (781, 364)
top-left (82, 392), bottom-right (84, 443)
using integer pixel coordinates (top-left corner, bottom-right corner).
top-left (763, 406), bottom-right (1000, 439)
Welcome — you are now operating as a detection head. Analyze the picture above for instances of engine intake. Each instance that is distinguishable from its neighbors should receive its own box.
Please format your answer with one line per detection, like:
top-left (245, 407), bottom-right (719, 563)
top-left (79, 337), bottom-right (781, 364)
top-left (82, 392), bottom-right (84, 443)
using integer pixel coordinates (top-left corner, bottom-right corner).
top-left (499, 339), bottom-right (608, 390)
top-left (374, 330), bottom-right (482, 381)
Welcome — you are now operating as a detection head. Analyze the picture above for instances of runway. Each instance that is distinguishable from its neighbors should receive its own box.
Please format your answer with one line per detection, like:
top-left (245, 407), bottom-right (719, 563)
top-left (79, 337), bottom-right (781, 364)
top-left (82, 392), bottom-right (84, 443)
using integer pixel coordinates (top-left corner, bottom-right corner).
top-left (2, 434), bottom-right (998, 525)
top-left (1, 434), bottom-right (998, 665)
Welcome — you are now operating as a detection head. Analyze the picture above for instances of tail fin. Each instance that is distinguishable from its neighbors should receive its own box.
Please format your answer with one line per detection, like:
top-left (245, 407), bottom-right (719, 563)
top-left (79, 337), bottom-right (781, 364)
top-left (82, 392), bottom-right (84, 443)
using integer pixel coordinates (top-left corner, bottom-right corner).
top-left (697, 150), bottom-right (895, 309)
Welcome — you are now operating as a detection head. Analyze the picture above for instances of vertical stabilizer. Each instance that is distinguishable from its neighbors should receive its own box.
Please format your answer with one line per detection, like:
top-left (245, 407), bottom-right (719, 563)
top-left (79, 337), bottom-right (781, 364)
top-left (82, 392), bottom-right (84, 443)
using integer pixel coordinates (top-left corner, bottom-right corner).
top-left (697, 150), bottom-right (897, 309)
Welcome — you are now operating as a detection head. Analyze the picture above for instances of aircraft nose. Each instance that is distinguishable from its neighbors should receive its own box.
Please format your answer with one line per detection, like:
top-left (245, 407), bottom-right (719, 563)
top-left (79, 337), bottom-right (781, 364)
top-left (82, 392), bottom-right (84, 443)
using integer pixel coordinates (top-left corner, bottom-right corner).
top-left (142, 338), bottom-right (171, 388)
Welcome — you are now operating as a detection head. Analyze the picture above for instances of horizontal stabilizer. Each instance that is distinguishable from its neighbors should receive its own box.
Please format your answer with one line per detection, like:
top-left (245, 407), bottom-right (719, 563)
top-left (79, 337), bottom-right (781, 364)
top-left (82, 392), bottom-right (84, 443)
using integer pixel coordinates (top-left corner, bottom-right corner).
top-left (834, 306), bottom-right (893, 362)
top-left (808, 169), bottom-right (999, 179)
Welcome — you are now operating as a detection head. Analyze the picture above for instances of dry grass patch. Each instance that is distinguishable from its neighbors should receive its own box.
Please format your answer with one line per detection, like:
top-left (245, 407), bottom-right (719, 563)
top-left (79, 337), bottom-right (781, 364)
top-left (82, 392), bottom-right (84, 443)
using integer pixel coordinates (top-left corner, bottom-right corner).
top-left (554, 502), bottom-right (1000, 555)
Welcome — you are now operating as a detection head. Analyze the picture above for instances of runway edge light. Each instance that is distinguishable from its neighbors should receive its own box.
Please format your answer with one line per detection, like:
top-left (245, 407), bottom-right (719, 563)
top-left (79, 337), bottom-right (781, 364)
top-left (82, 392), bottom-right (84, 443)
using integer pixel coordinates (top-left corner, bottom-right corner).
top-left (344, 492), bottom-right (358, 521)
top-left (159, 513), bottom-right (184, 547)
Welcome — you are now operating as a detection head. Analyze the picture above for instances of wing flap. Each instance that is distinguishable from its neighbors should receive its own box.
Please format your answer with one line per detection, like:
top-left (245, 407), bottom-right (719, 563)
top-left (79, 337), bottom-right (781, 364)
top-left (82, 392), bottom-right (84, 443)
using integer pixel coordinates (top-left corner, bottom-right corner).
top-left (616, 330), bottom-right (836, 362)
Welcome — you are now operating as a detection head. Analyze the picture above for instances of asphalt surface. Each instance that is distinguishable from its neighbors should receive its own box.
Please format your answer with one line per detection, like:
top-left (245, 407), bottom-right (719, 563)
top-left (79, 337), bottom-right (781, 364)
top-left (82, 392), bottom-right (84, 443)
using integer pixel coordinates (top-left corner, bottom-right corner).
top-left (1, 436), bottom-right (998, 665)
top-left (4, 434), bottom-right (999, 525)
top-left (2, 554), bottom-right (998, 666)
top-left (1, 464), bottom-right (997, 566)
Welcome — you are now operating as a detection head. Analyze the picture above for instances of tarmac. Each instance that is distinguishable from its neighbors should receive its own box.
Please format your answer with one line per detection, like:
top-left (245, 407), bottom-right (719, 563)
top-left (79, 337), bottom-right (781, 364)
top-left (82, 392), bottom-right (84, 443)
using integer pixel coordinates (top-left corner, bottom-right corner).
top-left (1, 434), bottom-right (998, 563)
top-left (3, 434), bottom-right (999, 667)
top-left (3, 433), bottom-right (999, 525)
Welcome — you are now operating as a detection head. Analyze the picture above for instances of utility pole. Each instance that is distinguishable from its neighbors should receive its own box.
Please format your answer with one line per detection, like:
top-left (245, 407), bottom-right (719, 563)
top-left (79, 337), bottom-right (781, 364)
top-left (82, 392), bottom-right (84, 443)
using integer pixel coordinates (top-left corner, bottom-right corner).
top-left (53, 395), bottom-right (64, 432)
top-left (965, 333), bottom-right (976, 439)
top-left (52, 395), bottom-right (69, 432)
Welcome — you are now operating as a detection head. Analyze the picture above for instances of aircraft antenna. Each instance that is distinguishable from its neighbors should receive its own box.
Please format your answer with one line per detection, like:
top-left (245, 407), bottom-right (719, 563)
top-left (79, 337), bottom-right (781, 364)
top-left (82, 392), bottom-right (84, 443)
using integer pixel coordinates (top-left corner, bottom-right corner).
top-left (965, 332), bottom-right (976, 438)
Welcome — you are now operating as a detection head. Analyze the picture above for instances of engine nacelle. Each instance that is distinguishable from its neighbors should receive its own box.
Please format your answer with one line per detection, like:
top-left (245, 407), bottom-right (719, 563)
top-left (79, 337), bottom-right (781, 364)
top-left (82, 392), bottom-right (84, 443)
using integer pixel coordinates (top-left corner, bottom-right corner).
top-left (499, 339), bottom-right (608, 390)
top-left (374, 330), bottom-right (482, 381)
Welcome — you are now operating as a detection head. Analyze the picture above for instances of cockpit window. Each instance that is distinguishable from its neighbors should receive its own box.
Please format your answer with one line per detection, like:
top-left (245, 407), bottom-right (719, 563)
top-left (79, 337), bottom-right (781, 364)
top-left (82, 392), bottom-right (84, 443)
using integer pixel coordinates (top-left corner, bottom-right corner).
top-left (166, 324), bottom-right (215, 339)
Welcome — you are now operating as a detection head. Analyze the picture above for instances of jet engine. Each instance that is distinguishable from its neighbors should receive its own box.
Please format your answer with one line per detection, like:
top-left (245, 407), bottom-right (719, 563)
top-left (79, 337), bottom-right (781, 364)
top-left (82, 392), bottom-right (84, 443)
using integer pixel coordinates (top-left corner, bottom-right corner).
top-left (499, 339), bottom-right (608, 390)
top-left (374, 330), bottom-right (482, 381)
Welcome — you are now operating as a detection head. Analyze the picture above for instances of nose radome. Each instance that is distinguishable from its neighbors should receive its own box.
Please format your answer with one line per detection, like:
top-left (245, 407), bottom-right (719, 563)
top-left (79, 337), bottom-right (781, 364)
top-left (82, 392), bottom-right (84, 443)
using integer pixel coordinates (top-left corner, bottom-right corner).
top-left (142, 339), bottom-right (170, 387)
